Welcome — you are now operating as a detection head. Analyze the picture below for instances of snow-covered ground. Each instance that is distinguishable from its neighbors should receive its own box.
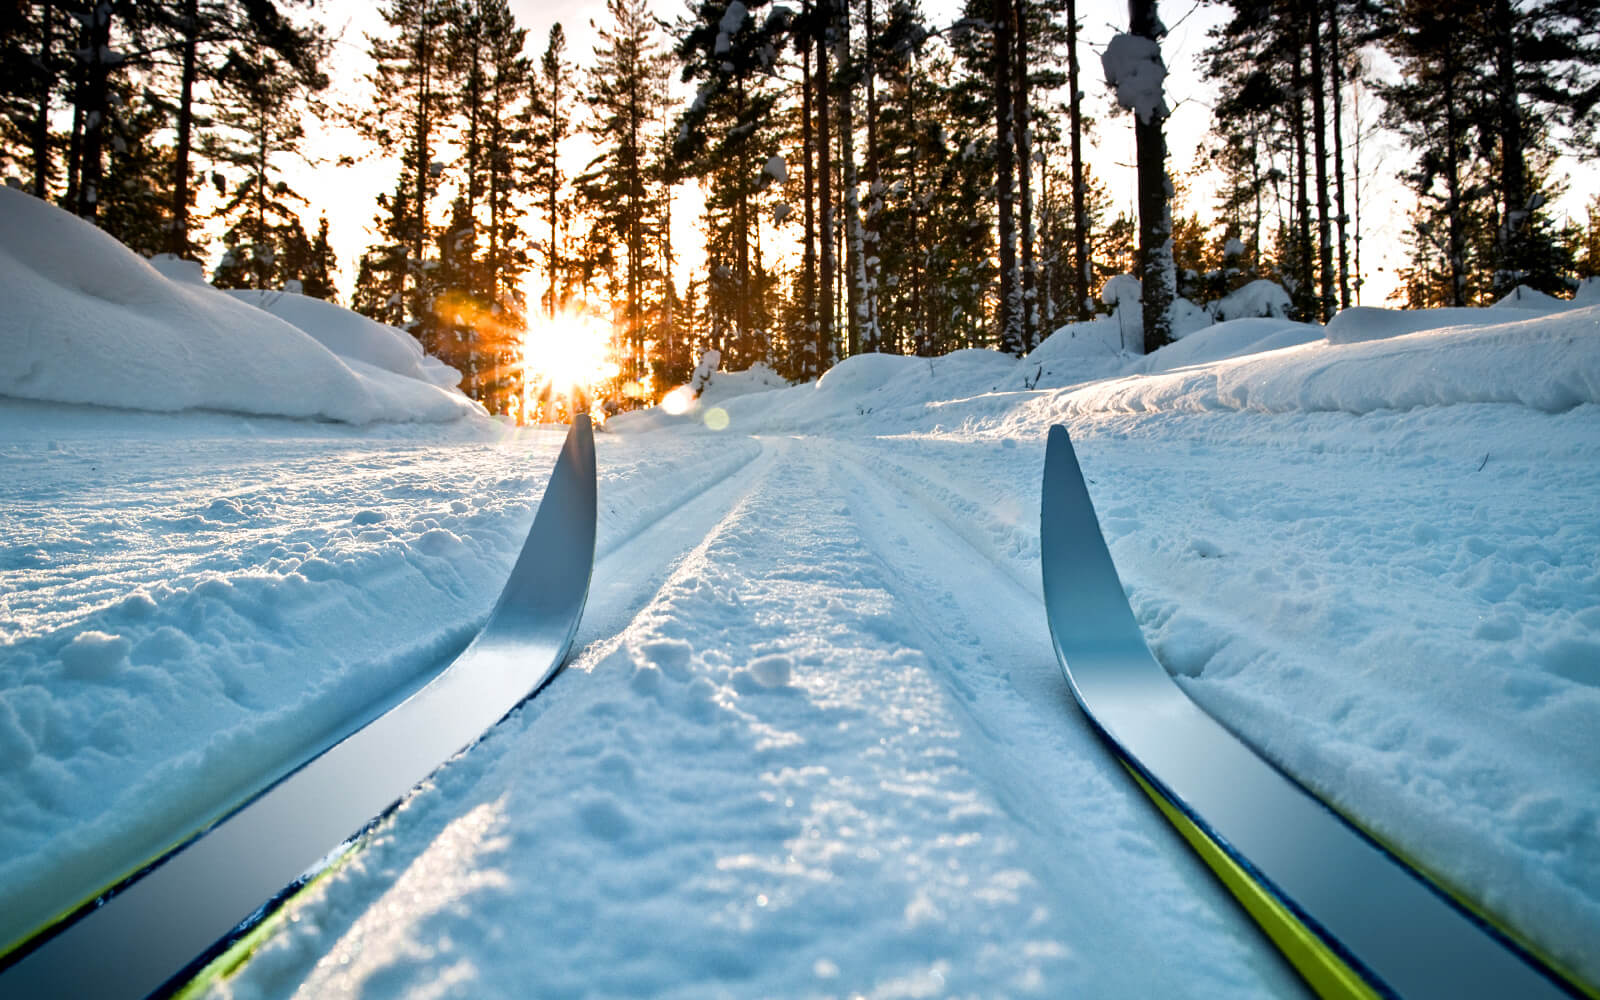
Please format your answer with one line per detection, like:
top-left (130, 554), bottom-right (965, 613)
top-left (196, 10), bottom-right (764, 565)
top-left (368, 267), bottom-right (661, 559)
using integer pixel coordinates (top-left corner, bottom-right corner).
top-left (2, 190), bottom-right (1598, 997)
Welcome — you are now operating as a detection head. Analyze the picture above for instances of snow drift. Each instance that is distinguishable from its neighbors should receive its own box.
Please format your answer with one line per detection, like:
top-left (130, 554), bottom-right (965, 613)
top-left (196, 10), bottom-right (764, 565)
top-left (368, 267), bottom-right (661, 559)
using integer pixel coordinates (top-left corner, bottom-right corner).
top-left (0, 188), bottom-right (479, 424)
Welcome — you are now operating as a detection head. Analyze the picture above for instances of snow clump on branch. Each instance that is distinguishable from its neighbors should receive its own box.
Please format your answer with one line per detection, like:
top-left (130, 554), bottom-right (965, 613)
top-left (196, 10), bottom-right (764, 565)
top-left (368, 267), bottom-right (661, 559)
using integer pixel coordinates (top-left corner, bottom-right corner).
top-left (1102, 33), bottom-right (1168, 124)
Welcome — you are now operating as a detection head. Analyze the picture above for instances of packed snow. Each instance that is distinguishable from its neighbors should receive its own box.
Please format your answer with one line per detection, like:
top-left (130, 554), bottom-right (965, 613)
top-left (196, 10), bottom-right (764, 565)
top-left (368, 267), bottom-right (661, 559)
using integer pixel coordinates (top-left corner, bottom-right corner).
top-left (2, 189), bottom-right (1598, 997)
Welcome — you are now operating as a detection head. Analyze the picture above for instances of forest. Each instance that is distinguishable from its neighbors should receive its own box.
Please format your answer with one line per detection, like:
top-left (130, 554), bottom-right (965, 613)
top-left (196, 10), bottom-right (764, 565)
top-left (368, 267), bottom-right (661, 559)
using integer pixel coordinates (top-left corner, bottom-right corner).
top-left (2, 0), bottom-right (1598, 420)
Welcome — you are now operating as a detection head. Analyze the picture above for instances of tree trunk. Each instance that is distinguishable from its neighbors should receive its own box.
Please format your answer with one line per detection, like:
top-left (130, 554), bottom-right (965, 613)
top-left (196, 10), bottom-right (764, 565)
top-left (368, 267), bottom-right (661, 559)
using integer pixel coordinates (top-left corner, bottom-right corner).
top-left (30, 0), bottom-right (58, 199)
top-left (1128, 0), bottom-right (1172, 353)
top-left (1067, 0), bottom-right (1090, 322)
top-left (411, 2), bottom-right (435, 313)
top-left (802, 26), bottom-right (820, 378)
top-left (1491, 0), bottom-right (1524, 295)
top-left (74, 2), bottom-right (115, 221)
top-left (1329, 0), bottom-right (1351, 309)
top-left (1308, 0), bottom-right (1334, 321)
top-left (1012, 0), bottom-right (1038, 349)
top-left (1443, 65), bottom-right (1467, 307)
top-left (835, 0), bottom-right (875, 354)
top-left (816, 21), bottom-right (836, 368)
top-left (170, 0), bottom-right (199, 256)
top-left (864, 0), bottom-right (885, 351)
top-left (1289, 16), bottom-right (1314, 320)
top-left (992, 0), bottom-right (1023, 355)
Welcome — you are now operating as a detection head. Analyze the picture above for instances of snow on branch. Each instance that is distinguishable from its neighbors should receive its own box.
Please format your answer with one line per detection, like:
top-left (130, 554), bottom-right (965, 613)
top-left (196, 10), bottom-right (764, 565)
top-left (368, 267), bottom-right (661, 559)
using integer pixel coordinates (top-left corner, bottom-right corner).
top-left (1102, 34), bottom-right (1168, 125)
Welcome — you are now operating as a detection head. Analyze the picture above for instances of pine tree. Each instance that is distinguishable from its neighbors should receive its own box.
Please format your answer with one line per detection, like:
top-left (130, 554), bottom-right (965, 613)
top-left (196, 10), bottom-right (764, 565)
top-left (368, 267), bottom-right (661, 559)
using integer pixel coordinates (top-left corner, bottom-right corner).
top-left (532, 24), bottom-right (572, 318)
top-left (201, 34), bottom-right (328, 291)
top-left (674, 0), bottom-right (790, 369)
top-left (1104, 0), bottom-right (1174, 352)
top-left (584, 0), bottom-right (672, 387)
top-left (136, 0), bottom-right (326, 258)
top-left (0, 0), bottom-right (72, 198)
top-left (363, 0), bottom-right (452, 324)
top-left (98, 82), bottom-right (177, 257)
top-left (1382, 0), bottom-right (1488, 306)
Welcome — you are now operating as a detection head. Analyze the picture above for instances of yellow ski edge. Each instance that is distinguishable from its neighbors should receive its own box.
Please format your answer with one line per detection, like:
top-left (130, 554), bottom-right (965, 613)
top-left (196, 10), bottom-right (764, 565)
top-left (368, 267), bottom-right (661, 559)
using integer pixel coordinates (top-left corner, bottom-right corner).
top-left (169, 840), bottom-right (361, 1000)
top-left (1121, 760), bottom-right (1385, 1000)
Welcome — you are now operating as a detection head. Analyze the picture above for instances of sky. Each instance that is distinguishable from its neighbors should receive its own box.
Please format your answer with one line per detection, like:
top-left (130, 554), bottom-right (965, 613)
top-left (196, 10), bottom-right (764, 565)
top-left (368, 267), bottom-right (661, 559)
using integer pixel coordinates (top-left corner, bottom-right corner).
top-left (283, 0), bottom-right (1594, 320)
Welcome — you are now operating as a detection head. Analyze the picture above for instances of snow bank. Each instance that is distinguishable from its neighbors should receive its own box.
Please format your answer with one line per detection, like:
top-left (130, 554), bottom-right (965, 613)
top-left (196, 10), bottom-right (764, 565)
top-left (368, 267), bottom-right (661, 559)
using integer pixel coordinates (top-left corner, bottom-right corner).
top-left (1326, 306), bottom-right (1512, 345)
top-left (1492, 285), bottom-right (1587, 312)
top-left (1138, 317), bottom-right (1322, 375)
top-left (0, 189), bottom-right (479, 424)
top-left (226, 288), bottom-right (462, 390)
top-left (1052, 306), bottom-right (1600, 419)
top-left (606, 360), bottom-right (790, 433)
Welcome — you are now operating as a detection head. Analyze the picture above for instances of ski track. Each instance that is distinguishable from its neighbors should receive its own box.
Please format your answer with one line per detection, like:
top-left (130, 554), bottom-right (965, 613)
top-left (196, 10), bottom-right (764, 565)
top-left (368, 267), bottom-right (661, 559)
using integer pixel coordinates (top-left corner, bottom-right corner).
top-left (204, 436), bottom-right (1305, 1000)
top-left (0, 419), bottom-right (760, 957)
top-left (7, 394), bottom-right (1597, 993)
top-left (1059, 406), bottom-right (1600, 982)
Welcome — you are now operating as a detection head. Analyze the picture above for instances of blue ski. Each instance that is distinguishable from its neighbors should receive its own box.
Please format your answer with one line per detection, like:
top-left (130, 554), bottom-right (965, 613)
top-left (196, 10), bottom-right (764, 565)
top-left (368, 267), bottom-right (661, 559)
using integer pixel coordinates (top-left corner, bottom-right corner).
top-left (1040, 424), bottom-right (1586, 1000)
top-left (0, 416), bottom-right (597, 1000)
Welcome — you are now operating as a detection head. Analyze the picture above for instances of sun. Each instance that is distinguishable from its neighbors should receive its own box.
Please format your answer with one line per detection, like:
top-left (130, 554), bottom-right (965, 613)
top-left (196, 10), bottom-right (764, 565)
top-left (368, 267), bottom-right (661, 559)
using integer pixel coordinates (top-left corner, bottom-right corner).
top-left (520, 309), bottom-right (620, 419)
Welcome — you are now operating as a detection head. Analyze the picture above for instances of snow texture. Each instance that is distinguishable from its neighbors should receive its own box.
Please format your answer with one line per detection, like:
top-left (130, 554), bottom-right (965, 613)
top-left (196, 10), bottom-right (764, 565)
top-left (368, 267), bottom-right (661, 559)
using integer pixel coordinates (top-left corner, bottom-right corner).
top-left (2, 203), bottom-right (1599, 996)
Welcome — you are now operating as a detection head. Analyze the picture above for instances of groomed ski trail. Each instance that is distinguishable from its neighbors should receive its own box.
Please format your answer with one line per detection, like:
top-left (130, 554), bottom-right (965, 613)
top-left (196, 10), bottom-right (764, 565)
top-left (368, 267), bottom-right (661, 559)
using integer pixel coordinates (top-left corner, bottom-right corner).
top-left (199, 435), bottom-right (1307, 999)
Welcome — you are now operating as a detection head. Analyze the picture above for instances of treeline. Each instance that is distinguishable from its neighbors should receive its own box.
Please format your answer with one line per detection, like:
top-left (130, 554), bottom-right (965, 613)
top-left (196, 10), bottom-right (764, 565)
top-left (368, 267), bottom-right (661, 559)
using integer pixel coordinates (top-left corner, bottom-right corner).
top-left (0, 0), bottom-right (337, 293)
top-left (1202, 0), bottom-right (1600, 318)
top-left (2, 0), bottom-right (1598, 419)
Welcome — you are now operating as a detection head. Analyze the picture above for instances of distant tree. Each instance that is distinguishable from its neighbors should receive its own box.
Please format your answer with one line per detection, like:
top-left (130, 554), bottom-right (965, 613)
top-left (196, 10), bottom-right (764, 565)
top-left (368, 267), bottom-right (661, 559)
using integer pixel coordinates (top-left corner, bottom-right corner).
top-left (1480, 0), bottom-right (1599, 296)
top-left (0, 0), bottom-right (73, 198)
top-left (137, 0), bottom-right (327, 258)
top-left (1578, 195), bottom-right (1600, 280)
top-left (1382, 0), bottom-right (1485, 306)
top-left (98, 83), bottom-right (177, 257)
top-left (674, 0), bottom-right (789, 369)
top-left (1104, 0), bottom-right (1174, 352)
top-left (202, 34), bottom-right (329, 291)
top-left (363, 0), bottom-right (452, 322)
top-left (583, 0), bottom-right (672, 387)
top-left (278, 214), bottom-right (339, 301)
top-left (532, 23), bottom-right (573, 318)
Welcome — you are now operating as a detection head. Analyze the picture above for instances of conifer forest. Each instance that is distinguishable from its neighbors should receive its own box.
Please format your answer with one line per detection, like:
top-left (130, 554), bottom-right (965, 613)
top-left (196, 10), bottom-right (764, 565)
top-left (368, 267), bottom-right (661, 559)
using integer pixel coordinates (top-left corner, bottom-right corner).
top-left (2, 0), bottom-right (1597, 420)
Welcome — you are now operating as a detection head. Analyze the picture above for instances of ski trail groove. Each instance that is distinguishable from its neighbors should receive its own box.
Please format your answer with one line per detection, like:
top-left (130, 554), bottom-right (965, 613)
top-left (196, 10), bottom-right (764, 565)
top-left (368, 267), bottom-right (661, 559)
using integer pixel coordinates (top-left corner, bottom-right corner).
top-left (823, 440), bottom-right (1310, 997)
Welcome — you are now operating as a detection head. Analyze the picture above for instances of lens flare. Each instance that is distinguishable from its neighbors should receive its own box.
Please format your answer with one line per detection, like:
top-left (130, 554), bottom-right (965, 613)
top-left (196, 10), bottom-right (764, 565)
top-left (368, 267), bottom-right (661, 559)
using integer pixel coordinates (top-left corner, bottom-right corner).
top-left (520, 310), bottom-right (619, 421)
top-left (660, 386), bottom-right (696, 416)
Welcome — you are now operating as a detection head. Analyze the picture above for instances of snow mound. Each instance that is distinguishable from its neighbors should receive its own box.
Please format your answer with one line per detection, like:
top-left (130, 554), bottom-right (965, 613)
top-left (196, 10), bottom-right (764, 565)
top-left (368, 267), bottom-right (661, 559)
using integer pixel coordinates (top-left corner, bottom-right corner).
top-left (1208, 279), bottom-right (1292, 321)
top-left (1053, 305), bottom-right (1600, 418)
top-left (1492, 285), bottom-right (1585, 313)
top-left (1140, 317), bottom-right (1322, 374)
top-left (0, 189), bottom-right (479, 424)
top-left (146, 253), bottom-right (208, 286)
top-left (815, 351), bottom-right (924, 396)
top-left (226, 288), bottom-right (462, 390)
top-left (606, 362), bottom-right (791, 433)
top-left (1325, 306), bottom-right (1511, 345)
top-left (700, 360), bottom-right (789, 405)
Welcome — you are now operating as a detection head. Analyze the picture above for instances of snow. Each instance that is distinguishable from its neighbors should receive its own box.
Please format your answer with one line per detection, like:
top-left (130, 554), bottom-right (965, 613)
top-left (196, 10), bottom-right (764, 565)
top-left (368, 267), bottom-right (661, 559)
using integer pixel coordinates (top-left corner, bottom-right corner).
top-left (3, 205), bottom-right (1600, 996)
top-left (0, 189), bottom-right (477, 424)
top-left (1208, 278), bottom-right (1292, 321)
top-left (225, 288), bottom-right (463, 390)
top-left (1102, 33), bottom-right (1168, 124)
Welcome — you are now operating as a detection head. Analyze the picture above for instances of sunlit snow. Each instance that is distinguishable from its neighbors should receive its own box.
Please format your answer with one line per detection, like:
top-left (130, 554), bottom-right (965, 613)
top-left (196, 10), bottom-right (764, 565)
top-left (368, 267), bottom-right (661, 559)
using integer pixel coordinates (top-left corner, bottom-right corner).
top-left (2, 189), bottom-right (1598, 997)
